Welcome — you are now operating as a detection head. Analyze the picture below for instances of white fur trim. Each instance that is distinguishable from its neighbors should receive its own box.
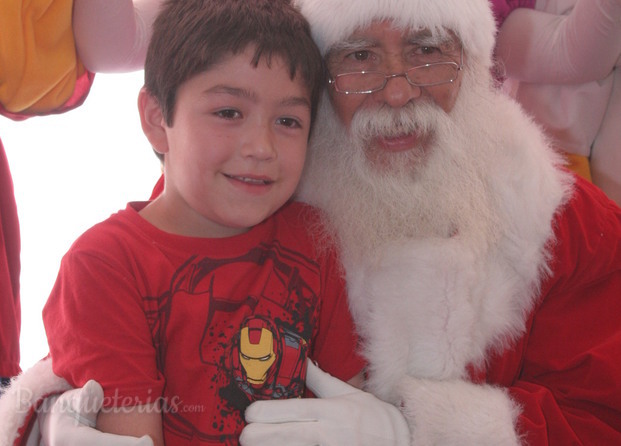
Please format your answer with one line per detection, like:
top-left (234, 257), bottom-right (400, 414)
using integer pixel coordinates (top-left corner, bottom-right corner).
top-left (294, 0), bottom-right (497, 68)
top-left (340, 69), bottom-right (572, 442)
top-left (350, 78), bottom-right (568, 384)
top-left (347, 238), bottom-right (485, 402)
top-left (0, 358), bottom-right (70, 446)
top-left (397, 375), bottom-right (522, 445)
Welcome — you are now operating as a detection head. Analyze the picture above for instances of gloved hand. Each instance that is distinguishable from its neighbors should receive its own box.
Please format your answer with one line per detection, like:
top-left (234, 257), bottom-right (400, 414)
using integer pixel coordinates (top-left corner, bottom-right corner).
top-left (239, 360), bottom-right (410, 446)
top-left (38, 380), bottom-right (154, 446)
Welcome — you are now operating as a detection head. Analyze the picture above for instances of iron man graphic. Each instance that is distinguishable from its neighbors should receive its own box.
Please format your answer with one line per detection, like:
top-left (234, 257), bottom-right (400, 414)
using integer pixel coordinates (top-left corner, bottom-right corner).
top-left (145, 242), bottom-right (315, 444)
top-left (231, 316), bottom-right (307, 401)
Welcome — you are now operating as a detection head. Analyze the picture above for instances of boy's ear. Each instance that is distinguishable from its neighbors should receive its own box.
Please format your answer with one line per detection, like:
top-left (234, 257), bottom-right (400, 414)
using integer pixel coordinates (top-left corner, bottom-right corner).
top-left (138, 87), bottom-right (169, 156)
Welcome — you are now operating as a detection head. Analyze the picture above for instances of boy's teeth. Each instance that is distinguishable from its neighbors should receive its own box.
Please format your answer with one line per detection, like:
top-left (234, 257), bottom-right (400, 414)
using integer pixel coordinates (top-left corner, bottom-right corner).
top-left (238, 176), bottom-right (267, 185)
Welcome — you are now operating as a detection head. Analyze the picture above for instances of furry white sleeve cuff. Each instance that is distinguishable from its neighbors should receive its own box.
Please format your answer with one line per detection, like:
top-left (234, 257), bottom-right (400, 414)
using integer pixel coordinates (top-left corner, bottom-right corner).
top-left (397, 376), bottom-right (522, 446)
top-left (0, 358), bottom-right (70, 446)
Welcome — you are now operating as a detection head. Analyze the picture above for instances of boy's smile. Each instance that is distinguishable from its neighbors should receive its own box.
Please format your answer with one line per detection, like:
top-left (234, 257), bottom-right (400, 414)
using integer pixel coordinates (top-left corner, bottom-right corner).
top-left (139, 46), bottom-right (312, 238)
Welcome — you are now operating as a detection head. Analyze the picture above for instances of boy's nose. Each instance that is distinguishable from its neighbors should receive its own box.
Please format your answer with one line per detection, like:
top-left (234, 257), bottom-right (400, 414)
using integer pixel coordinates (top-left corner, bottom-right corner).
top-left (242, 124), bottom-right (277, 160)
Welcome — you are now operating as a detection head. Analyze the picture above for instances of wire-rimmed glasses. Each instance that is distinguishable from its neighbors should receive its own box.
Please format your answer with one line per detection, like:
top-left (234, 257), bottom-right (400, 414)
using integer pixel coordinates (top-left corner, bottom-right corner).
top-left (329, 49), bottom-right (463, 95)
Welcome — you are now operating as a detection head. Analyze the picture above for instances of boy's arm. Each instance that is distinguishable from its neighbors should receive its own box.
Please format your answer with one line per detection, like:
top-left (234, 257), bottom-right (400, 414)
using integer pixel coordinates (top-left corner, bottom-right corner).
top-left (347, 370), bottom-right (365, 388)
top-left (38, 370), bottom-right (369, 446)
top-left (37, 380), bottom-right (157, 446)
top-left (41, 241), bottom-right (166, 445)
top-left (97, 402), bottom-right (164, 446)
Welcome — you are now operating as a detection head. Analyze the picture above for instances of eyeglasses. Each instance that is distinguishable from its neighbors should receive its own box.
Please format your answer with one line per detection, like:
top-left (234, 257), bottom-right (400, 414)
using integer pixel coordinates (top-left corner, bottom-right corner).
top-left (329, 49), bottom-right (463, 95)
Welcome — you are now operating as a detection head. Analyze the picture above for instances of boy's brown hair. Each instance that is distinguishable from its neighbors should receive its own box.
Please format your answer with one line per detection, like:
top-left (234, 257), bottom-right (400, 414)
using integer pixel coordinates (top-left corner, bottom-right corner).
top-left (145, 0), bottom-right (324, 127)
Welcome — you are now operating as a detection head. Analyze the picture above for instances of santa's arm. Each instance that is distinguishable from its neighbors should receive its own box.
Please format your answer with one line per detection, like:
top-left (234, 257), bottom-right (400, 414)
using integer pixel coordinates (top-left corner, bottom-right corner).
top-left (495, 0), bottom-right (621, 83)
top-left (397, 367), bottom-right (621, 446)
top-left (73, 0), bottom-right (164, 73)
top-left (398, 180), bottom-right (621, 446)
top-left (504, 179), bottom-right (621, 445)
top-left (397, 377), bottom-right (522, 445)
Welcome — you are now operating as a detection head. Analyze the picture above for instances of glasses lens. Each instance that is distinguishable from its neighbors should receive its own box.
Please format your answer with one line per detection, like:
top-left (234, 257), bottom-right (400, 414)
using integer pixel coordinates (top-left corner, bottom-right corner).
top-left (335, 72), bottom-right (386, 94)
top-left (407, 63), bottom-right (458, 86)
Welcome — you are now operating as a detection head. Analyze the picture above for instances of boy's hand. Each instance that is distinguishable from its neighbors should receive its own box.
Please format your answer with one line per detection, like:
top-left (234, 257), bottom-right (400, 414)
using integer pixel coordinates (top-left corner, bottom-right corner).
top-left (240, 359), bottom-right (410, 446)
top-left (38, 380), bottom-right (154, 446)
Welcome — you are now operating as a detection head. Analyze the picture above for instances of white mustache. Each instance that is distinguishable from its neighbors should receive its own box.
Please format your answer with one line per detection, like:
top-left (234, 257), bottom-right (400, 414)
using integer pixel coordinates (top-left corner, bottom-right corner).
top-left (349, 101), bottom-right (446, 145)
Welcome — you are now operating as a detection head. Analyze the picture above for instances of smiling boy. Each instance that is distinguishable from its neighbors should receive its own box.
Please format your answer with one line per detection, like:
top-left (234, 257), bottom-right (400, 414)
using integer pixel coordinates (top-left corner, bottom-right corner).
top-left (138, 48), bottom-right (311, 239)
top-left (41, 1), bottom-right (365, 445)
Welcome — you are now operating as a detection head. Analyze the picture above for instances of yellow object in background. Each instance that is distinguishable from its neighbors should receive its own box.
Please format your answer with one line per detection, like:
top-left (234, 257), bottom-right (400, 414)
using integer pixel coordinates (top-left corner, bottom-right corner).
top-left (0, 0), bottom-right (85, 114)
top-left (565, 153), bottom-right (592, 183)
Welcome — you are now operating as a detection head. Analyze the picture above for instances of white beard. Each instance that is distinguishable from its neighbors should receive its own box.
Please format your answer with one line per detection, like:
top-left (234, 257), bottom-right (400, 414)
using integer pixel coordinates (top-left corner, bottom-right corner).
top-left (298, 66), bottom-right (501, 266)
top-left (298, 65), bottom-right (572, 405)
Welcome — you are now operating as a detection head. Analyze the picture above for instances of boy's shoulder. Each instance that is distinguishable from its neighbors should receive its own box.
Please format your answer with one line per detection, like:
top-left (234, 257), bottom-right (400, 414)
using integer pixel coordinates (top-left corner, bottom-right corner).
top-left (278, 200), bottom-right (321, 217)
top-left (270, 200), bottom-right (336, 259)
top-left (272, 200), bottom-right (324, 231)
top-left (65, 203), bottom-right (142, 254)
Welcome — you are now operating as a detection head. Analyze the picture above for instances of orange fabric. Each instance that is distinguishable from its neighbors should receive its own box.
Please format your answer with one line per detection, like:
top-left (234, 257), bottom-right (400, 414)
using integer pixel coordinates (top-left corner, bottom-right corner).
top-left (564, 152), bottom-right (592, 183)
top-left (0, 0), bottom-right (87, 113)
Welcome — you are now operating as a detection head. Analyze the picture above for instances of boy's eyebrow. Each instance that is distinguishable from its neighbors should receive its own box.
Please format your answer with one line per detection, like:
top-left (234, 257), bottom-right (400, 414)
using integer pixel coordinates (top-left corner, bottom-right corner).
top-left (204, 85), bottom-right (311, 109)
top-left (280, 95), bottom-right (312, 110)
top-left (206, 85), bottom-right (256, 100)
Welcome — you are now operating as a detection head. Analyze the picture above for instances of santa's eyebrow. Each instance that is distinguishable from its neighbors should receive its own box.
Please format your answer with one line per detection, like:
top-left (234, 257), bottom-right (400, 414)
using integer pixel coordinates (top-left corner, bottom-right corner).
top-left (404, 29), bottom-right (461, 51)
top-left (327, 29), bottom-right (460, 60)
top-left (328, 37), bottom-right (377, 56)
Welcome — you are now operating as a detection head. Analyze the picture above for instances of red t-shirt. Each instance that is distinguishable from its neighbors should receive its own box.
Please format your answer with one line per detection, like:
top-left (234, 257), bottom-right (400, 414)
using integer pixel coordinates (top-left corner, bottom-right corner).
top-left (44, 200), bottom-right (365, 445)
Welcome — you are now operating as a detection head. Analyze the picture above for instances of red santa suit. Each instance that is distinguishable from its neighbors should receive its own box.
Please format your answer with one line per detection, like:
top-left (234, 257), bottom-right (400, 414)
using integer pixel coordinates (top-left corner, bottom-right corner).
top-left (345, 175), bottom-right (621, 445)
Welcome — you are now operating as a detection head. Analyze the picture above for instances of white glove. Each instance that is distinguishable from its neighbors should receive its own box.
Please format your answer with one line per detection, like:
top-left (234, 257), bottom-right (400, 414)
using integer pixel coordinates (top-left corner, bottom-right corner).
top-left (239, 360), bottom-right (410, 446)
top-left (38, 380), bottom-right (154, 446)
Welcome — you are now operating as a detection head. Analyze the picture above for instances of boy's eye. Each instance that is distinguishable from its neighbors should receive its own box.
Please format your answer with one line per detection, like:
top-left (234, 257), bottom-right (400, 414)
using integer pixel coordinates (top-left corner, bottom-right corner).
top-left (215, 109), bottom-right (241, 119)
top-left (277, 117), bottom-right (302, 129)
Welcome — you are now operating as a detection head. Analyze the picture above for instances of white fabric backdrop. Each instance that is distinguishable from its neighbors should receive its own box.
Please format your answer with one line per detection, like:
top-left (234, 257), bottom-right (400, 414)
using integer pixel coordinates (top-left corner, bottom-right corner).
top-left (2, 71), bottom-right (161, 370)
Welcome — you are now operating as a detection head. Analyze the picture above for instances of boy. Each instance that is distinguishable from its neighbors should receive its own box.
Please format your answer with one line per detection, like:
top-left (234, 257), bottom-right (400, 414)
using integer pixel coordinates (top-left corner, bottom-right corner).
top-left (41, 0), bottom-right (365, 445)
